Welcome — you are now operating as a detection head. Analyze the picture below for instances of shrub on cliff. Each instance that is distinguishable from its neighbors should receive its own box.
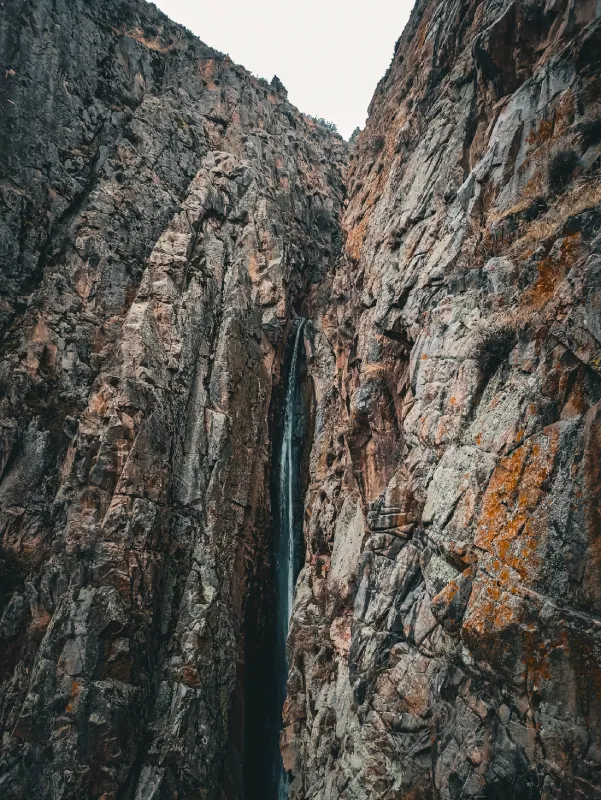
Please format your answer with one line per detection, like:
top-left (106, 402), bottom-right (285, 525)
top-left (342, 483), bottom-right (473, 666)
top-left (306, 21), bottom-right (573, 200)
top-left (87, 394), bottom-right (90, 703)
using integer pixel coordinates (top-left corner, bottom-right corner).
top-left (349, 127), bottom-right (361, 144)
top-left (473, 321), bottom-right (517, 376)
top-left (309, 115), bottom-right (339, 133)
top-left (270, 75), bottom-right (288, 97)
top-left (579, 115), bottom-right (601, 150)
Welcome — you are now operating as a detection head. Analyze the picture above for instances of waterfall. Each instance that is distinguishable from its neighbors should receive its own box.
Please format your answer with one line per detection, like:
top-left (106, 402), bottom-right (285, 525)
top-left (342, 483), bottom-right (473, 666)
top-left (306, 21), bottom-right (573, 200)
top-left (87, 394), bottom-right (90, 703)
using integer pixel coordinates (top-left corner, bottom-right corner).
top-left (274, 319), bottom-right (306, 800)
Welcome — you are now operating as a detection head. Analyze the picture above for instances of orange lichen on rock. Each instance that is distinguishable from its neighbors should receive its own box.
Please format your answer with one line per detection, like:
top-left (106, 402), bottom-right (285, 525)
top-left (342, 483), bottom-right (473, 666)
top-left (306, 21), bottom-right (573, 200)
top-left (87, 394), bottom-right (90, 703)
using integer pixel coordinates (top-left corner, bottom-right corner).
top-left (475, 429), bottom-right (559, 581)
top-left (528, 233), bottom-right (581, 307)
top-left (462, 574), bottom-right (527, 679)
top-left (345, 215), bottom-right (369, 262)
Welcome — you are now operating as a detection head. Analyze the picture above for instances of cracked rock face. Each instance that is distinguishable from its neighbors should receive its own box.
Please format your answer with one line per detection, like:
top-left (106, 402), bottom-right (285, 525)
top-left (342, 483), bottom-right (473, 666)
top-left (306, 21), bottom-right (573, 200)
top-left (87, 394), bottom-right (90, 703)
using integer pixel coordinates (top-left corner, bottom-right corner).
top-left (0, 1), bottom-right (345, 797)
top-left (286, 1), bottom-right (601, 799)
top-left (3, 0), bottom-right (601, 798)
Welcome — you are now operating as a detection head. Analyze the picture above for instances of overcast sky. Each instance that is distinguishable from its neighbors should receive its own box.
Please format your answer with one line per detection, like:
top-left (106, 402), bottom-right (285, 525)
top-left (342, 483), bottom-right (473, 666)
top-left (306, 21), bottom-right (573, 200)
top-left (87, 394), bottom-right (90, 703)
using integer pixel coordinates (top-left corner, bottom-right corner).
top-left (151, 0), bottom-right (415, 139)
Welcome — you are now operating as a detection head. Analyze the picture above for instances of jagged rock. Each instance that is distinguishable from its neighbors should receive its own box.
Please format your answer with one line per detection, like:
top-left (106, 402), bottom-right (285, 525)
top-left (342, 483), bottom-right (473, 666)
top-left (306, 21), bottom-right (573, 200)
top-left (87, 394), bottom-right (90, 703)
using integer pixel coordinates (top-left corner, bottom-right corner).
top-left (0, 1), bottom-right (345, 797)
top-left (288, 1), bottom-right (601, 798)
top-left (2, 0), bottom-right (601, 798)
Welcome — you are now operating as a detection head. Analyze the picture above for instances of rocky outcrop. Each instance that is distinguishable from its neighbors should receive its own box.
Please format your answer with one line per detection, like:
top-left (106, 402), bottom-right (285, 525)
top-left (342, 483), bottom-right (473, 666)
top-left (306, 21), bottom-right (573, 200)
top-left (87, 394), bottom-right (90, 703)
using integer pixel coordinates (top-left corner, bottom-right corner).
top-left (0, 1), bottom-right (345, 797)
top-left (287, 1), bottom-right (601, 798)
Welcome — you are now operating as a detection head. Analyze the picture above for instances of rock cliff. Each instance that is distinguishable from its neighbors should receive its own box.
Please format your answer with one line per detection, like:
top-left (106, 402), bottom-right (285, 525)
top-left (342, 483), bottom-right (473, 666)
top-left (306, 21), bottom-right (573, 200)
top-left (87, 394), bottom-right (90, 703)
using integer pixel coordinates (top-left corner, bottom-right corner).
top-left (287, 1), bottom-right (601, 798)
top-left (2, 0), bottom-right (601, 799)
top-left (0, 1), bottom-right (345, 797)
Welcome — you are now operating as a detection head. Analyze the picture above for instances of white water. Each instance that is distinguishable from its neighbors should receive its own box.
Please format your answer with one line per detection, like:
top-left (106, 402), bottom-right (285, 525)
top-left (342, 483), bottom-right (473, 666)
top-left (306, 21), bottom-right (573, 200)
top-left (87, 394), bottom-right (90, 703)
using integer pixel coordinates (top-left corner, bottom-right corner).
top-left (275, 320), bottom-right (306, 800)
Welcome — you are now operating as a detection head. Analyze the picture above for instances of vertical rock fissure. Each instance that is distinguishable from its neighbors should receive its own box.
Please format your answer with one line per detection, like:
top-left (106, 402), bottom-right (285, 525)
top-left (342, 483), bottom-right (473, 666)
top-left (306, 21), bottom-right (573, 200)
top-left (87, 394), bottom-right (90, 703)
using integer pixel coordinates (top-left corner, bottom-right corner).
top-left (275, 319), bottom-right (306, 800)
top-left (242, 319), bottom-right (309, 800)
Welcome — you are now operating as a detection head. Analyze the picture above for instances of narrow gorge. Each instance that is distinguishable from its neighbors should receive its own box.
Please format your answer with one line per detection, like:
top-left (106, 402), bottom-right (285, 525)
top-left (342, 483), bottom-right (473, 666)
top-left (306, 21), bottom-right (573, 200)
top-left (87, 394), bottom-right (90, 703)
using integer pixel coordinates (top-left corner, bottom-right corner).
top-left (274, 319), bottom-right (308, 800)
top-left (2, 0), bottom-right (601, 799)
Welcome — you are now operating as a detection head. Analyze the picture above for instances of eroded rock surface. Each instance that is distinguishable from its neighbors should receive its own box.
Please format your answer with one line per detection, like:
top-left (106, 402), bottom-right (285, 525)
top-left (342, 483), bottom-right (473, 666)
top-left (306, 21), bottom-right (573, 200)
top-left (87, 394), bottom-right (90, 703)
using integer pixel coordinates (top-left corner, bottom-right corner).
top-left (0, 1), bottom-right (345, 797)
top-left (3, 0), bottom-right (601, 798)
top-left (287, 1), bottom-right (601, 798)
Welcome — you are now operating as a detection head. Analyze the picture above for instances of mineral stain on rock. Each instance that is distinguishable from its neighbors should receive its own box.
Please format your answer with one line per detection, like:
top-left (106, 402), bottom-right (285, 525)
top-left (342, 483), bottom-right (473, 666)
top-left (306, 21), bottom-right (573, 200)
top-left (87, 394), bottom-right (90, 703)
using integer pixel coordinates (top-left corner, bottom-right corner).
top-left (2, 0), bottom-right (601, 798)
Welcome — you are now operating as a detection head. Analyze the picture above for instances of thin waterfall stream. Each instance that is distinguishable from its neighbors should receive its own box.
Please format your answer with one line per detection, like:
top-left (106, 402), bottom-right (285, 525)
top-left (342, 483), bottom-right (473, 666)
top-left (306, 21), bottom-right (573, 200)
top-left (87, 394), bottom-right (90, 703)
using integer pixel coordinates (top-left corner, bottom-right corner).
top-left (274, 319), bottom-right (306, 799)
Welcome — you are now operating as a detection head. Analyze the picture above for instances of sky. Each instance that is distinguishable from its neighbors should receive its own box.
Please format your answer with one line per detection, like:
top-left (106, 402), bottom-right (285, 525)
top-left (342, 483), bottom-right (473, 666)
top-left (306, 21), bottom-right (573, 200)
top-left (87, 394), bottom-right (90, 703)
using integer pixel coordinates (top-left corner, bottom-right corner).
top-left (151, 0), bottom-right (415, 140)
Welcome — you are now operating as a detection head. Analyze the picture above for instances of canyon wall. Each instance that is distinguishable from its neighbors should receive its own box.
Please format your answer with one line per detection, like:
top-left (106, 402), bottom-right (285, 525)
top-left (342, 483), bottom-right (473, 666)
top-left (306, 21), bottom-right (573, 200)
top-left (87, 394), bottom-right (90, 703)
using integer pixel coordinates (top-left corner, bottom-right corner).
top-left (287, 0), bottom-right (601, 798)
top-left (0, 1), bottom-right (345, 797)
top-left (2, 0), bottom-right (601, 799)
